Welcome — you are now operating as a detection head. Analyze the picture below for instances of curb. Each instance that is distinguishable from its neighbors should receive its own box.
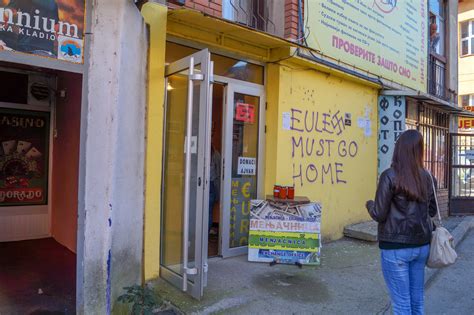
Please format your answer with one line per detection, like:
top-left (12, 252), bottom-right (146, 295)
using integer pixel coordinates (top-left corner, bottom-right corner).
top-left (379, 216), bottom-right (474, 314)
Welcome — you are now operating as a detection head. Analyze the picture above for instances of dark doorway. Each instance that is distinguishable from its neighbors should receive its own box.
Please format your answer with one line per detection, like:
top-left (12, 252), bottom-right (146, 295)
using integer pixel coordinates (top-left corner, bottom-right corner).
top-left (208, 83), bottom-right (225, 257)
top-left (0, 67), bottom-right (81, 314)
top-left (450, 133), bottom-right (474, 214)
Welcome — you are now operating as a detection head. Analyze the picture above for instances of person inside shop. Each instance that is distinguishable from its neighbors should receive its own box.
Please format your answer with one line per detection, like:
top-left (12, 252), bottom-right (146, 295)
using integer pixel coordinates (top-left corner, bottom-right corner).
top-left (208, 138), bottom-right (221, 236)
top-left (365, 130), bottom-right (437, 314)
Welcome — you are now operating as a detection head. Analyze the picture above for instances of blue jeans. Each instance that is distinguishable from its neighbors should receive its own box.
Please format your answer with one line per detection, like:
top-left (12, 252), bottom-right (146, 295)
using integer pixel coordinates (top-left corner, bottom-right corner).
top-left (381, 245), bottom-right (430, 315)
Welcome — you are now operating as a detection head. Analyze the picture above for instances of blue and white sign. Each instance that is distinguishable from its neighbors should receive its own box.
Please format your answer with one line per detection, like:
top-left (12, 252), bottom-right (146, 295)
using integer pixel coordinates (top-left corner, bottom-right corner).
top-left (378, 96), bottom-right (406, 176)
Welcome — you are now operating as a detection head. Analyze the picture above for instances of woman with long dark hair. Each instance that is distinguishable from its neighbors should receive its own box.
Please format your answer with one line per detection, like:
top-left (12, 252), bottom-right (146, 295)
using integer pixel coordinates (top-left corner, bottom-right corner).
top-left (366, 130), bottom-right (437, 314)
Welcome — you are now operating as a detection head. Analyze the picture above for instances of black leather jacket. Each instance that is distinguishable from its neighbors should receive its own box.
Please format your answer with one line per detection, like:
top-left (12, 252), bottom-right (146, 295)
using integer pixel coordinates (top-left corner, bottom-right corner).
top-left (367, 168), bottom-right (437, 245)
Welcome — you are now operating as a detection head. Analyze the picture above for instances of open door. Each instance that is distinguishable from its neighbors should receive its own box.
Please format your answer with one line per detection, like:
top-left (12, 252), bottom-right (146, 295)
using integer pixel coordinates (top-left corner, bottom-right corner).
top-left (160, 49), bottom-right (212, 299)
top-left (220, 80), bottom-right (265, 257)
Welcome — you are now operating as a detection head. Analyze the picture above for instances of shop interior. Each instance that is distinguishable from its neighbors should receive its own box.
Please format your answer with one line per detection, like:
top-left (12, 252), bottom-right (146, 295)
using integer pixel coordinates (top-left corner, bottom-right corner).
top-left (208, 83), bottom-right (224, 257)
top-left (0, 65), bottom-right (81, 314)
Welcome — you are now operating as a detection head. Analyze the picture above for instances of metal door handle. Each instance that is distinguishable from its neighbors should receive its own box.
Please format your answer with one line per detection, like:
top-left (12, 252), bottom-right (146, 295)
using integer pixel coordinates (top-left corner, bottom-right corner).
top-left (182, 56), bottom-right (195, 292)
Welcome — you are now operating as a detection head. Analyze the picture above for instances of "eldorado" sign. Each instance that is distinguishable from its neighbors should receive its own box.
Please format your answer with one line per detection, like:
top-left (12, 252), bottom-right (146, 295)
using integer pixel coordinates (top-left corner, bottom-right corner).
top-left (0, 0), bottom-right (85, 64)
top-left (0, 108), bottom-right (50, 207)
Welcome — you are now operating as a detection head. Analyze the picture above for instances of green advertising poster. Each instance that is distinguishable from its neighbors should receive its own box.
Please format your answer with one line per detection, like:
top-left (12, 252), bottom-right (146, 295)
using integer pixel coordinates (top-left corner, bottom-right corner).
top-left (248, 200), bottom-right (322, 265)
top-left (249, 231), bottom-right (320, 252)
top-left (0, 108), bottom-right (50, 206)
top-left (230, 177), bottom-right (255, 248)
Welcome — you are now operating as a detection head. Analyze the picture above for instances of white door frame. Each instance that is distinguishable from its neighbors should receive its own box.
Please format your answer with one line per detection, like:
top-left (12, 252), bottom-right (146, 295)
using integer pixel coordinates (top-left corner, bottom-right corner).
top-left (214, 75), bottom-right (266, 258)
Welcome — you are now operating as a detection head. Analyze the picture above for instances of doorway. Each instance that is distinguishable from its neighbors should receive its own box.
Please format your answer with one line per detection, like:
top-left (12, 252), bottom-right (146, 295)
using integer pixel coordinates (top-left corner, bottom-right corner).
top-left (208, 83), bottom-right (224, 257)
top-left (208, 79), bottom-right (265, 258)
top-left (160, 45), bottom-right (265, 299)
top-left (0, 66), bottom-right (81, 313)
top-left (450, 133), bottom-right (474, 214)
top-left (217, 78), bottom-right (264, 258)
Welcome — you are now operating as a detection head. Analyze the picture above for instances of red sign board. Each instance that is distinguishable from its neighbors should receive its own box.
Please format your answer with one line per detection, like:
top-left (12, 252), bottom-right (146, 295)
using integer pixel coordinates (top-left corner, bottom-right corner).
top-left (463, 106), bottom-right (474, 112)
top-left (459, 118), bottom-right (474, 130)
top-left (235, 103), bottom-right (255, 124)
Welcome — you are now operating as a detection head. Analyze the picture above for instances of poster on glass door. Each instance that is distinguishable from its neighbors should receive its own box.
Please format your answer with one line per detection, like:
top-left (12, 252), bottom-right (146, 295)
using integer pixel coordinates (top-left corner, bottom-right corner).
top-left (0, 108), bottom-right (50, 206)
top-left (248, 200), bottom-right (322, 265)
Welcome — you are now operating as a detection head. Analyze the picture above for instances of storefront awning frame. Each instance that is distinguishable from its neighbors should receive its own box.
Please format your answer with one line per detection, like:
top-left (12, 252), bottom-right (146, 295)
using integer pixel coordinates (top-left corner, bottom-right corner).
top-left (166, 9), bottom-right (395, 90)
top-left (166, 9), bottom-right (298, 62)
top-left (380, 89), bottom-right (474, 117)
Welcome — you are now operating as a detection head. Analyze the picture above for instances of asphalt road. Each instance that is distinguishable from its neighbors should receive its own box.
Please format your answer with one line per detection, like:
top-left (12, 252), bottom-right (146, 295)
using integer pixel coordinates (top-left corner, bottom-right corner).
top-left (425, 230), bottom-right (474, 314)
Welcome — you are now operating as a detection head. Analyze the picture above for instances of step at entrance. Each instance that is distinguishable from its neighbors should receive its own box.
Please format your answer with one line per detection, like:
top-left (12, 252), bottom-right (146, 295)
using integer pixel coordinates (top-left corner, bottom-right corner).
top-left (343, 221), bottom-right (378, 242)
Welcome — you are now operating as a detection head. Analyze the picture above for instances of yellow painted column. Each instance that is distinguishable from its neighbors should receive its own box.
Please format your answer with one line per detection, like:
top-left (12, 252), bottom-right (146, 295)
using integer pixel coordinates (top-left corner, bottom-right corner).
top-left (141, 2), bottom-right (167, 281)
top-left (264, 64), bottom-right (281, 195)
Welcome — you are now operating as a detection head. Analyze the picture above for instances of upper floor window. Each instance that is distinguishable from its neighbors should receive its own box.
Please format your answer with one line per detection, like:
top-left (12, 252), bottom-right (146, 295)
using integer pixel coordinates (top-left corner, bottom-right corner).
top-left (222, 0), bottom-right (279, 35)
top-left (461, 20), bottom-right (474, 56)
top-left (461, 94), bottom-right (474, 107)
top-left (429, 0), bottom-right (445, 56)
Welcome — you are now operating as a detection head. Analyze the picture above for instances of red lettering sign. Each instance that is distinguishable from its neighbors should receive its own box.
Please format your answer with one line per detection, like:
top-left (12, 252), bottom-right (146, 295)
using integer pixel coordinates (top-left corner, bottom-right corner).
top-left (459, 118), bottom-right (474, 129)
top-left (235, 103), bottom-right (255, 124)
top-left (463, 106), bottom-right (474, 112)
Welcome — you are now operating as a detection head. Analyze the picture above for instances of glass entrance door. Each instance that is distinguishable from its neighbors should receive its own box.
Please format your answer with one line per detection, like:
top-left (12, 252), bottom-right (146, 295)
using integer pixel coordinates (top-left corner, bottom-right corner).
top-left (220, 80), bottom-right (265, 257)
top-left (161, 49), bottom-right (212, 299)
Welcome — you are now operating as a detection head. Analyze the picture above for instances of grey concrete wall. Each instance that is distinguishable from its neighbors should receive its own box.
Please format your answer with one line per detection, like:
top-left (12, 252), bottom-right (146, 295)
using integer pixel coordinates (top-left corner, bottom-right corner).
top-left (77, 0), bottom-right (147, 314)
top-left (447, 0), bottom-right (459, 97)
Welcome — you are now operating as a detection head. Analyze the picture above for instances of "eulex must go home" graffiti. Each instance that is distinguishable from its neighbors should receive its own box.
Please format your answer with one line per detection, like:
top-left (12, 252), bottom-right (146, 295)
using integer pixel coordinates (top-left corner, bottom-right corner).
top-left (289, 108), bottom-right (359, 186)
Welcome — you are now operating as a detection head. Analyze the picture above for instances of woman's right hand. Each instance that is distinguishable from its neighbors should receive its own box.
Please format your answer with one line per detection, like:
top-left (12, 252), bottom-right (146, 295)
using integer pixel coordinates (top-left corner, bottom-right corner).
top-left (365, 200), bottom-right (374, 211)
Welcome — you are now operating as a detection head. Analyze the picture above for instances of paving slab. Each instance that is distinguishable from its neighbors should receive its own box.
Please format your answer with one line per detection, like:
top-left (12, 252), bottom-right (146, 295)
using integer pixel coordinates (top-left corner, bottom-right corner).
top-left (425, 229), bottom-right (474, 314)
top-left (343, 220), bottom-right (378, 242)
top-left (151, 216), bottom-right (474, 315)
top-left (150, 238), bottom-right (389, 315)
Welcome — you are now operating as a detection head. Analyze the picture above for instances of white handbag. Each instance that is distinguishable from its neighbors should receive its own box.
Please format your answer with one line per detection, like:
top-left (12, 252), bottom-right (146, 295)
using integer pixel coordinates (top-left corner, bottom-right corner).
top-left (426, 173), bottom-right (457, 268)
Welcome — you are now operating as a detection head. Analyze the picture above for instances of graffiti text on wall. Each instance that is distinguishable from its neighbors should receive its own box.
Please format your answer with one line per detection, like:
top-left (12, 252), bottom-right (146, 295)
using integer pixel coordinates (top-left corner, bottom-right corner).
top-left (289, 108), bottom-right (360, 186)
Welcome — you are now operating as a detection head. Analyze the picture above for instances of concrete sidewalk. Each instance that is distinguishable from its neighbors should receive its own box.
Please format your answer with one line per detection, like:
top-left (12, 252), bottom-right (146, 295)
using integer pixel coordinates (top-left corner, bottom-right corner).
top-left (151, 216), bottom-right (474, 315)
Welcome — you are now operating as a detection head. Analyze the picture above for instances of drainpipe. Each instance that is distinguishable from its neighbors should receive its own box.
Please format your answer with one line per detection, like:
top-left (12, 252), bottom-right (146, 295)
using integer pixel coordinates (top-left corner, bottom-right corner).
top-left (298, 0), bottom-right (303, 44)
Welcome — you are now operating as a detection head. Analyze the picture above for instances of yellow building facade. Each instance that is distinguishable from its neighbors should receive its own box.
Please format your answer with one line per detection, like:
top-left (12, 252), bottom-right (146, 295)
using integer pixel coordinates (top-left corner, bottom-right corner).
top-left (141, 3), bottom-right (379, 291)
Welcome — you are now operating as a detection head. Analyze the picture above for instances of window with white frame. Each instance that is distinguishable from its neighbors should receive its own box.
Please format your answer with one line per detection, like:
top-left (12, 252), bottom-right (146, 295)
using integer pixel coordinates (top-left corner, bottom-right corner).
top-left (461, 94), bottom-right (474, 106)
top-left (429, 0), bottom-right (445, 56)
top-left (461, 20), bottom-right (474, 56)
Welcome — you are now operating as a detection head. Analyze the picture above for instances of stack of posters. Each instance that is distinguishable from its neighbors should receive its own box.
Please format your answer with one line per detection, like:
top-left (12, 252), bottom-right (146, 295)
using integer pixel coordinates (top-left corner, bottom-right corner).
top-left (248, 199), bottom-right (322, 265)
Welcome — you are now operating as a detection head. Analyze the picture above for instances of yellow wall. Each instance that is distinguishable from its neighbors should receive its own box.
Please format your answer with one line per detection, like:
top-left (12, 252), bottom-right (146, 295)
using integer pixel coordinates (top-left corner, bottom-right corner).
top-left (142, 5), bottom-right (379, 281)
top-left (459, 1), bottom-right (474, 97)
top-left (141, 2), bottom-right (167, 281)
top-left (265, 64), bottom-right (378, 240)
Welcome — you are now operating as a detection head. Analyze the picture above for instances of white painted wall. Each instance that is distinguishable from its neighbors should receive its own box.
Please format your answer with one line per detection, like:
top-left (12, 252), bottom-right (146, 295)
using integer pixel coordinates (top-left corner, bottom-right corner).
top-left (77, 0), bottom-right (147, 314)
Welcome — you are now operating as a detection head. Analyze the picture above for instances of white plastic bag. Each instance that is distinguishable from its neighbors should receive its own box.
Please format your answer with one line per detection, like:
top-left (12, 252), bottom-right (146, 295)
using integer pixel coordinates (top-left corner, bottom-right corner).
top-left (427, 226), bottom-right (457, 268)
top-left (427, 173), bottom-right (457, 268)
